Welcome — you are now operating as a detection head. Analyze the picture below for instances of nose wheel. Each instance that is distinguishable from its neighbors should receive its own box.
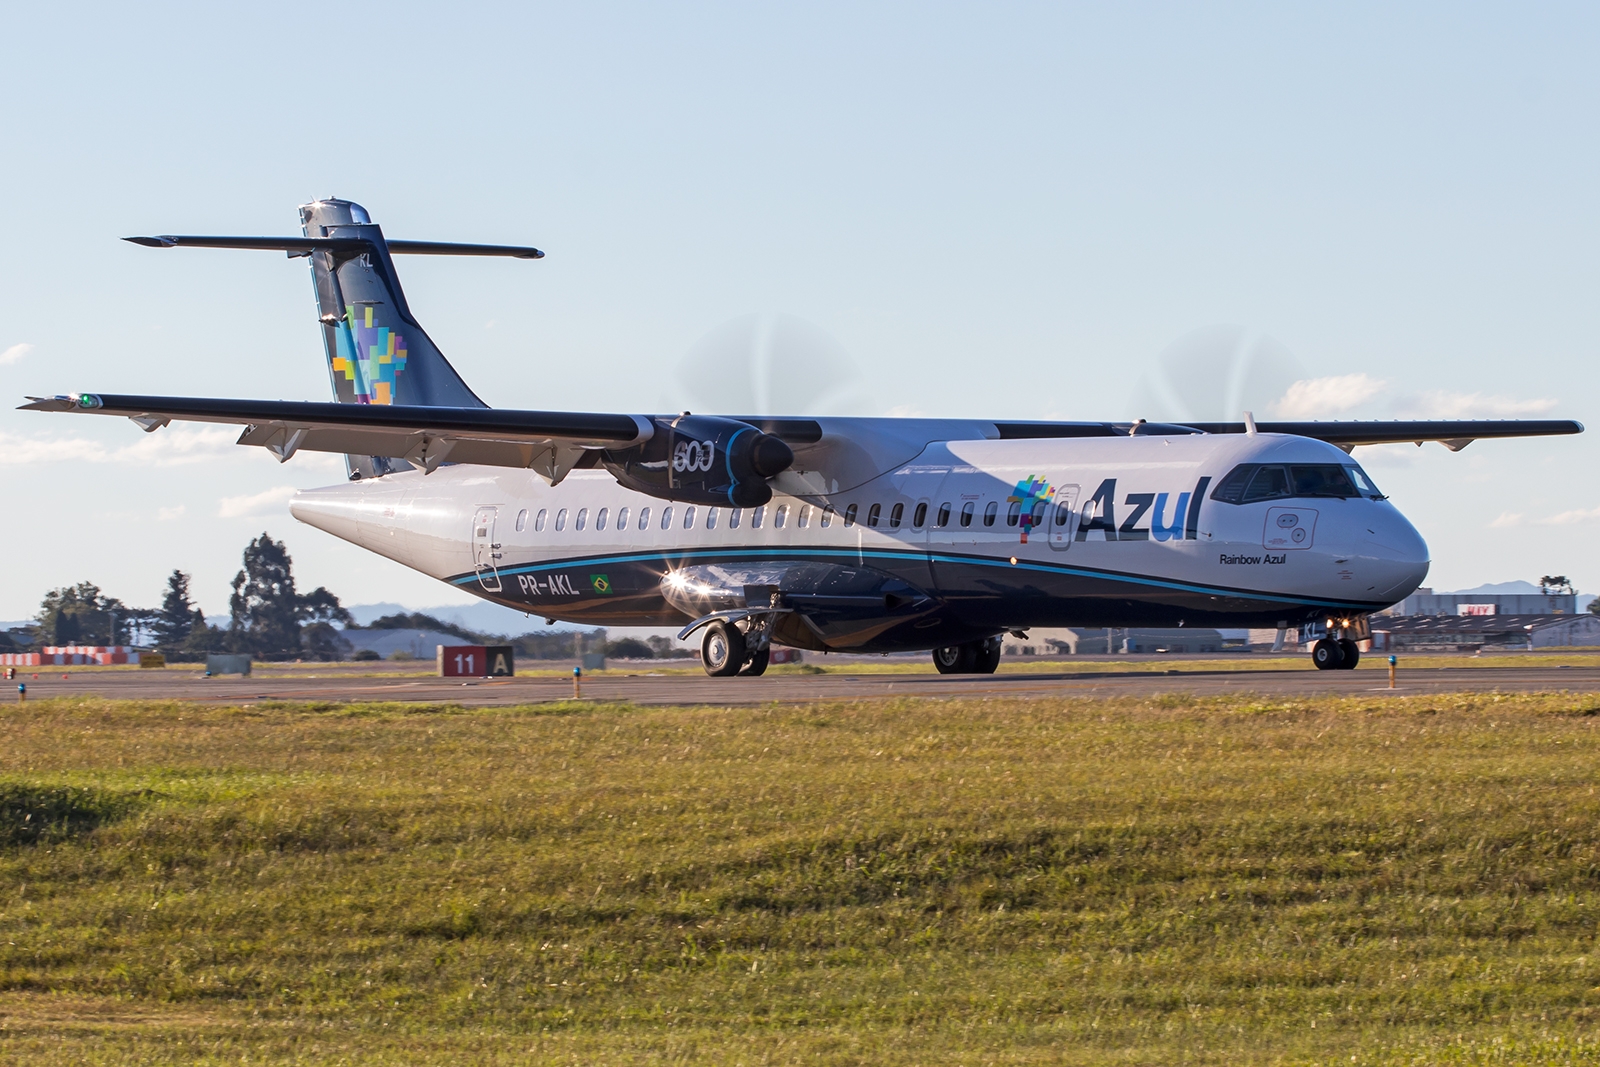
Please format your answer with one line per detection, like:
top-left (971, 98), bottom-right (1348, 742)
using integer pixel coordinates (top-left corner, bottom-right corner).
top-left (1311, 638), bottom-right (1362, 670)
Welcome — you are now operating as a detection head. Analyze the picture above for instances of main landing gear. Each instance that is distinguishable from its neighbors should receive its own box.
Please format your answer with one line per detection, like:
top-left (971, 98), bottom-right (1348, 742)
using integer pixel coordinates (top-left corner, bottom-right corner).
top-left (1311, 637), bottom-right (1362, 671)
top-left (931, 636), bottom-right (1002, 675)
top-left (700, 619), bottom-right (772, 677)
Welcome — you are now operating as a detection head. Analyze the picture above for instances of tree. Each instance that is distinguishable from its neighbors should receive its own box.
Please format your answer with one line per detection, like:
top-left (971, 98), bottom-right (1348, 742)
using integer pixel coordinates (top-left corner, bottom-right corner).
top-left (227, 533), bottom-right (355, 659)
top-left (36, 582), bottom-right (129, 645)
top-left (152, 570), bottom-right (196, 650)
top-left (606, 637), bottom-right (654, 659)
top-left (229, 534), bottom-right (304, 657)
top-left (1540, 575), bottom-right (1575, 596)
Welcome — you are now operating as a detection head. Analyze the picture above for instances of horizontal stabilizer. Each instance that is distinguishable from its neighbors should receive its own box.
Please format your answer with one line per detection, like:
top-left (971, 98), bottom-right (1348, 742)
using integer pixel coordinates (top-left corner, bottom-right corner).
top-left (123, 235), bottom-right (544, 258)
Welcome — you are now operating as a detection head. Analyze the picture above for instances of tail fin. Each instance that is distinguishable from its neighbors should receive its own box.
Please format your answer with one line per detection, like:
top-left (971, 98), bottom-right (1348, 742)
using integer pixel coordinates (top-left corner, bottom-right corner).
top-left (298, 199), bottom-right (486, 412)
top-left (123, 199), bottom-right (543, 479)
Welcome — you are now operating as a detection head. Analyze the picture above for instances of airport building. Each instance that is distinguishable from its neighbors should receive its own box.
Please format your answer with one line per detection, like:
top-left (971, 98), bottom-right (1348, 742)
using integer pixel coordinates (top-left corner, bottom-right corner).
top-left (1385, 588), bottom-right (1577, 615)
top-left (1370, 613), bottom-right (1600, 652)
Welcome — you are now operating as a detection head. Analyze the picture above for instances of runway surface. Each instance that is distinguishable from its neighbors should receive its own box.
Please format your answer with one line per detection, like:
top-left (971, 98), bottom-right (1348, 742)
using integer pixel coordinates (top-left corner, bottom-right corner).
top-left (14, 661), bottom-right (1600, 706)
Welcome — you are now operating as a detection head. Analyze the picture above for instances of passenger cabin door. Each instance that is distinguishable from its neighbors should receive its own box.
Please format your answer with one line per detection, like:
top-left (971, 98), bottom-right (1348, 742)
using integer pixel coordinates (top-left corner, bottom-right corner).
top-left (1047, 483), bottom-right (1081, 551)
top-left (472, 506), bottom-right (502, 592)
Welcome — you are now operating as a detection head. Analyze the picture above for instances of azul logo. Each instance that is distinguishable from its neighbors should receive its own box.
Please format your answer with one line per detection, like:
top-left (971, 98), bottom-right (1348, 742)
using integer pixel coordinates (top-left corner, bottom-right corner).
top-left (672, 440), bottom-right (716, 473)
top-left (1075, 477), bottom-right (1212, 543)
top-left (1006, 476), bottom-right (1056, 544)
top-left (330, 303), bottom-right (408, 405)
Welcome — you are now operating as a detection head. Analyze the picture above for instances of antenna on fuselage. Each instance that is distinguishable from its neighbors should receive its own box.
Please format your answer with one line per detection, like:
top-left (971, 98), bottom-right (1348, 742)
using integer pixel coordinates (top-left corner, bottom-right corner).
top-left (1244, 410), bottom-right (1259, 435)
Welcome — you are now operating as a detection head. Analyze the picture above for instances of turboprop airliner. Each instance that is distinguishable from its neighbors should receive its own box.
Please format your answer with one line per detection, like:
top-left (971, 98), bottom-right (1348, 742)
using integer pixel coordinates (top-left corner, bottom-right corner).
top-left (24, 199), bottom-right (1584, 675)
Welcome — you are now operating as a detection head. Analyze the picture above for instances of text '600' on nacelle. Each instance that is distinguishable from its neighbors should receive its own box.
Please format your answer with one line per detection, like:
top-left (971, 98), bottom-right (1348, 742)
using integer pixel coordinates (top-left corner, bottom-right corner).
top-left (602, 415), bottom-right (794, 508)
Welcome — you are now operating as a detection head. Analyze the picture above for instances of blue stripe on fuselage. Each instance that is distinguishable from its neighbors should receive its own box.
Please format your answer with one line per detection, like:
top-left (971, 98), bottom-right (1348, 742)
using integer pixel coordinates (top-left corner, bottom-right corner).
top-left (452, 545), bottom-right (1384, 612)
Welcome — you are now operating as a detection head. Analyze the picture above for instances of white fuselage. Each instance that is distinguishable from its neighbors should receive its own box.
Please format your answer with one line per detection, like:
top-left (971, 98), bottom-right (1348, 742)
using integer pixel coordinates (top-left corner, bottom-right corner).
top-left (290, 430), bottom-right (1429, 650)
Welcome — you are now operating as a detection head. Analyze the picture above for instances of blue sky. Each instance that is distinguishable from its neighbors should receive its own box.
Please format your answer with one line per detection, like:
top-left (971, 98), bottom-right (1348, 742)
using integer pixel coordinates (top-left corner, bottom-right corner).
top-left (1, 3), bottom-right (1595, 618)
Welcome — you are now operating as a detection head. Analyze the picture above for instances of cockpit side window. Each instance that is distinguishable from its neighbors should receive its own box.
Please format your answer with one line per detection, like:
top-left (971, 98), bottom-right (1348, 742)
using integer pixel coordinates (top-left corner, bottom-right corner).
top-left (1213, 462), bottom-right (1370, 504)
top-left (1243, 466), bottom-right (1290, 503)
top-left (1345, 465), bottom-right (1386, 498)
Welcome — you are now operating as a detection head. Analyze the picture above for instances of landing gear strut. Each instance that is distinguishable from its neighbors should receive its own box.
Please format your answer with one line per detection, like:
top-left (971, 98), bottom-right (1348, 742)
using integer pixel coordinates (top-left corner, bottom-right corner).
top-left (931, 636), bottom-right (1002, 675)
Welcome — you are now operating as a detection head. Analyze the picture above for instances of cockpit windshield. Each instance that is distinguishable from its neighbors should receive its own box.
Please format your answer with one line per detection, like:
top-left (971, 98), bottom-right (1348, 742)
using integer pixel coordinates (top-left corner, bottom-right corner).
top-left (1211, 463), bottom-right (1385, 504)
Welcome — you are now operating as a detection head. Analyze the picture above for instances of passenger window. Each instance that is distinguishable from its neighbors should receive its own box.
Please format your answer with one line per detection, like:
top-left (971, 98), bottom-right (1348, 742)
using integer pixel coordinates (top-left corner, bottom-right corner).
top-left (867, 504), bottom-right (881, 527)
top-left (615, 507), bottom-right (628, 531)
top-left (960, 501), bottom-right (974, 528)
top-left (705, 507), bottom-right (716, 530)
top-left (912, 502), bottom-right (927, 528)
top-left (843, 504), bottom-right (857, 527)
top-left (774, 504), bottom-right (787, 529)
top-left (1006, 501), bottom-right (1021, 527)
top-left (534, 508), bottom-right (547, 532)
top-left (935, 503), bottom-right (950, 528)
top-left (751, 506), bottom-right (764, 529)
top-left (638, 507), bottom-right (649, 530)
top-left (730, 509), bottom-right (743, 529)
top-left (797, 505), bottom-right (810, 528)
top-left (821, 505), bottom-right (833, 528)
top-left (983, 501), bottom-right (998, 527)
top-left (1054, 502), bottom-right (1072, 526)
top-left (889, 503), bottom-right (904, 528)
top-left (515, 509), bottom-right (528, 532)
top-left (661, 506), bottom-right (673, 529)
top-left (1030, 501), bottom-right (1048, 531)
top-left (1243, 466), bottom-right (1290, 503)
top-left (554, 508), bottom-right (567, 532)
top-left (683, 506), bottom-right (695, 529)
top-left (575, 508), bottom-right (587, 531)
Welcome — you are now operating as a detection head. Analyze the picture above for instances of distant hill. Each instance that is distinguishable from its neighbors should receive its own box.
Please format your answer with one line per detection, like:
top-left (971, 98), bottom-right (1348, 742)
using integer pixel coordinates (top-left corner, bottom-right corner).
top-left (1446, 580), bottom-right (1545, 595)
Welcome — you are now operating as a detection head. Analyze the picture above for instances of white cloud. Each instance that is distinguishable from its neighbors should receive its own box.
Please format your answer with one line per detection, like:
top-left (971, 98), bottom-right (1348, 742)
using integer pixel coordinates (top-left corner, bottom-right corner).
top-left (157, 505), bottom-right (186, 521)
top-left (1266, 375), bottom-right (1558, 422)
top-left (0, 343), bottom-right (34, 366)
top-left (1270, 374), bottom-right (1387, 418)
top-left (1489, 511), bottom-right (1524, 528)
top-left (218, 485), bottom-right (300, 519)
top-left (1538, 505), bottom-right (1600, 526)
top-left (0, 425), bottom-right (343, 472)
top-left (1391, 391), bottom-right (1559, 419)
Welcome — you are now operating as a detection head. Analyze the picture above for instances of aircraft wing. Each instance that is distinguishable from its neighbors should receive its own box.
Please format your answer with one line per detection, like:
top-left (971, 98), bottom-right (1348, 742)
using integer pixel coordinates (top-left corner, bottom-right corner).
top-left (994, 418), bottom-right (1585, 450)
top-left (19, 393), bottom-right (1583, 485)
top-left (20, 392), bottom-right (656, 479)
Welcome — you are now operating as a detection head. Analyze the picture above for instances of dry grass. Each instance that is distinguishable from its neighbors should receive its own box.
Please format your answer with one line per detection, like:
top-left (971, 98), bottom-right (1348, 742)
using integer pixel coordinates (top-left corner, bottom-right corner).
top-left (1, 691), bottom-right (1599, 1064)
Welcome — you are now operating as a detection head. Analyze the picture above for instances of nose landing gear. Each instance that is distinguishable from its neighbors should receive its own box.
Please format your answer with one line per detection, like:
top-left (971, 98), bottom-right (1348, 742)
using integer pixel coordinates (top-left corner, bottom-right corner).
top-left (1310, 636), bottom-right (1363, 670)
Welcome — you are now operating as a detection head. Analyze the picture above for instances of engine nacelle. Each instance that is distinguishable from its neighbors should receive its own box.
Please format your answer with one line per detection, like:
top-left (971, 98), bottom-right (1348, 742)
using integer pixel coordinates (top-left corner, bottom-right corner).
top-left (603, 415), bottom-right (794, 507)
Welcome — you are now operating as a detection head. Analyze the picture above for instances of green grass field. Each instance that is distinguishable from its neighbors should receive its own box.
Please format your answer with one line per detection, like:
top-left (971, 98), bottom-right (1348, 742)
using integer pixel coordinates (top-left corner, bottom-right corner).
top-left (2, 692), bottom-right (1599, 1064)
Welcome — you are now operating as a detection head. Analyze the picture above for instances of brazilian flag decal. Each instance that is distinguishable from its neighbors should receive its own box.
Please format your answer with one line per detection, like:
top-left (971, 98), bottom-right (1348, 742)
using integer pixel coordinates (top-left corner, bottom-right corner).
top-left (590, 574), bottom-right (612, 595)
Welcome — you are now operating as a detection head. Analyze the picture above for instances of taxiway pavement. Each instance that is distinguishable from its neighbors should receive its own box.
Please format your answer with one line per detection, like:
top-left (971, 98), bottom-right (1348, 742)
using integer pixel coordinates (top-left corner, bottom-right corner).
top-left (13, 662), bottom-right (1600, 706)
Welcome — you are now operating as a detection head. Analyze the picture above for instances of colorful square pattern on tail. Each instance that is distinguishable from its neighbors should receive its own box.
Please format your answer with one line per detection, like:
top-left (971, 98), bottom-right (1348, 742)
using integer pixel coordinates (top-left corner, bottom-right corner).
top-left (329, 304), bottom-right (408, 404)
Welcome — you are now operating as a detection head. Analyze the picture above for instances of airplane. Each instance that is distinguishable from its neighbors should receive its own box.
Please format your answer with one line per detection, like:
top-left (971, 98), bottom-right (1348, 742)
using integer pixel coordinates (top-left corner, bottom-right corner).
top-left (23, 199), bottom-right (1584, 675)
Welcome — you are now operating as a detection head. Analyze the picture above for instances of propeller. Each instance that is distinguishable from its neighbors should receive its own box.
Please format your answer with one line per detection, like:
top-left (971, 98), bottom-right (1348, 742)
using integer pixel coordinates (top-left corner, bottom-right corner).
top-left (674, 313), bottom-right (867, 416)
top-left (1127, 325), bottom-right (1308, 423)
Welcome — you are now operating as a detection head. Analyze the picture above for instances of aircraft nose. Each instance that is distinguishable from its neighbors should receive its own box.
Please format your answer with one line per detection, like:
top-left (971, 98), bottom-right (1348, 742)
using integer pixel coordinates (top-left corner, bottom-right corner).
top-left (1359, 506), bottom-right (1431, 601)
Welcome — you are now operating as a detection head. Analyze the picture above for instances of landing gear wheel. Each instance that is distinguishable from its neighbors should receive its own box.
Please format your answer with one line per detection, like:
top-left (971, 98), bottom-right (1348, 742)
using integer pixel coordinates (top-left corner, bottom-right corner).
top-left (740, 647), bottom-right (770, 676)
top-left (972, 637), bottom-right (1002, 674)
top-left (932, 644), bottom-right (976, 674)
top-left (702, 621), bottom-right (747, 677)
top-left (1338, 639), bottom-right (1361, 670)
top-left (1311, 638), bottom-right (1345, 671)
